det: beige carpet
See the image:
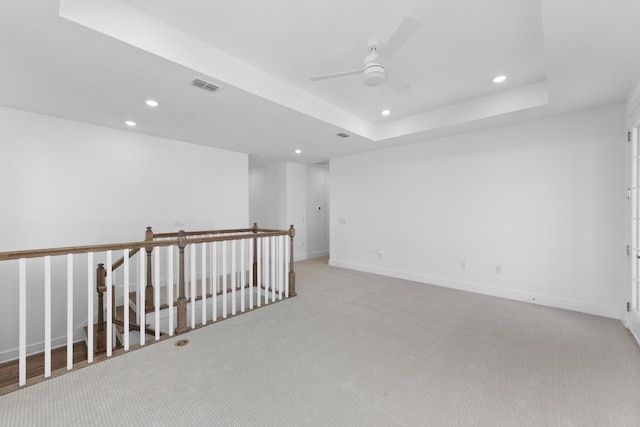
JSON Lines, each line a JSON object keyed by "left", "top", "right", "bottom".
{"left": 2, "top": 256, "right": 640, "bottom": 426}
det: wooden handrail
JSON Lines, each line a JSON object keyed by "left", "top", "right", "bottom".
{"left": 111, "top": 227, "right": 151, "bottom": 271}
{"left": 153, "top": 227, "right": 256, "bottom": 239}
{"left": 111, "top": 247, "right": 141, "bottom": 271}
{"left": 0, "top": 229, "right": 289, "bottom": 261}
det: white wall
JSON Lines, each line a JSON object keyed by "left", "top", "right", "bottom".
{"left": 250, "top": 162, "right": 329, "bottom": 260}
{"left": 330, "top": 103, "right": 627, "bottom": 319}
{"left": 285, "top": 163, "right": 307, "bottom": 258}
{"left": 249, "top": 162, "right": 287, "bottom": 229}
{"left": 305, "top": 165, "right": 330, "bottom": 258}
{"left": 0, "top": 106, "right": 249, "bottom": 360}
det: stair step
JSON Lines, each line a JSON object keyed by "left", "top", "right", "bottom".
{"left": 128, "top": 272, "right": 255, "bottom": 314}
{"left": 114, "top": 324, "right": 155, "bottom": 344}
{"left": 129, "top": 286, "right": 216, "bottom": 313}
{"left": 84, "top": 322, "right": 121, "bottom": 353}
{"left": 115, "top": 305, "right": 138, "bottom": 326}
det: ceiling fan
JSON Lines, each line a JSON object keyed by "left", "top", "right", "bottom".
{"left": 309, "top": 17, "right": 420, "bottom": 93}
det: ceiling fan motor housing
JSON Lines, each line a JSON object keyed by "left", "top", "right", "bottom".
{"left": 363, "top": 49, "right": 385, "bottom": 86}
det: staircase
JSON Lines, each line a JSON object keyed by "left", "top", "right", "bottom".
{"left": 0, "top": 223, "right": 296, "bottom": 393}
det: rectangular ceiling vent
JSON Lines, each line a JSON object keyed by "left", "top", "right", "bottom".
{"left": 313, "top": 160, "right": 330, "bottom": 169}
{"left": 191, "top": 78, "right": 222, "bottom": 93}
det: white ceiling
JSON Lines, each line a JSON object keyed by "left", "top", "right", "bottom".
{"left": 1, "top": 0, "right": 640, "bottom": 167}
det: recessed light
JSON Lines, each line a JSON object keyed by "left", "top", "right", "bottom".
{"left": 125, "top": 121, "right": 137, "bottom": 127}
{"left": 381, "top": 109, "right": 391, "bottom": 116}
{"left": 145, "top": 99, "right": 159, "bottom": 107}
{"left": 294, "top": 149, "right": 302, "bottom": 154}
{"left": 493, "top": 75, "right": 507, "bottom": 83}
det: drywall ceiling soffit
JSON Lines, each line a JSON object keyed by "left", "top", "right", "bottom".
{"left": 1, "top": 0, "right": 638, "bottom": 168}
{"left": 58, "top": 0, "right": 549, "bottom": 143}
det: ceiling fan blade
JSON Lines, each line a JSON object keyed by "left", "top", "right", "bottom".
{"left": 384, "top": 17, "right": 420, "bottom": 59}
{"left": 385, "top": 69, "right": 410, "bottom": 93}
{"left": 309, "top": 69, "right": 362, "bottom": 81}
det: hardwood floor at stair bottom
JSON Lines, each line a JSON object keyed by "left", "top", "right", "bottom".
{"left": 0, "top": 343, "right": 87, "bottom": 389}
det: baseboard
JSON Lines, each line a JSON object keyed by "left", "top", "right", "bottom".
{"left": 329, "top": 259, "right": 620, "bottom": 319}
{"left": 294, "top": 250, "right": 329, "bottom": 262}
{"left": 0, "top": 319, "right": 92, "bottom": 364}
{"left": 630, "top": 326, "right": 640, "bottom": 348}
{"left": 628, "top": 310, "right": 640, "bottom": 348}
{"left": 0, "top": 335, "right": 83, "bottom": 364}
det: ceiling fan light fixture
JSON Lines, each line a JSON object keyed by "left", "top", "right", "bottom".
{"left": 308, "top": 18, "right": 418, "bottom": 91}
{"left": 364, "top": 64, "right": 385, "bottom": 86}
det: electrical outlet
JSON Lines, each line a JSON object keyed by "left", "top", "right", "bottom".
{"left": 377, "top": 249, "right": 383, "bottom": 257}
{"left": 460, "top": 261, "right": 466, "bottom": 269}
{"left": 496, "top": 265, "right": 502, "bottom": 274}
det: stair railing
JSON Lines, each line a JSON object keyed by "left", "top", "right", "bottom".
{"left": 0, "top": 223, "right": 295, "bottom": 392}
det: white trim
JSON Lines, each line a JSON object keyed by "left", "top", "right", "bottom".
{"left": 0, "top": 325, "right": 88, "bottom": 364}
{"left": 329, "top": 259, "right": 620, "bottom": 319}
{"left": 630, "top": 310, "right": 640, "bottom": 347}
{"left": 628, "top": 80, "right": 640, "bottom": 347}
{"left": 294, "top": 250, "right": 329, "bottom": 262}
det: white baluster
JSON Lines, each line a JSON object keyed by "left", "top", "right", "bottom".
{"left": 87, "top": 252, "right": 94, "bottom": 363}
{"left": 211, "top": 242, "right": 217, "bottom": 322}
{"left": 139, "top": 250, "right": 146, "bottom": 346}
{"left": 201, "top": 242, "right": 207, "bottom": 325}
{"left": 249, "top": 238, "right": 254, "bottom": 309}
{"left": 279, "top": 236, "right": 284, "bottom": 300}
{"left": 136, "top": 250, "right": 141, "bottom": 326}
{"left": 44, "top": 256, "right": 51, "bottom": 378}
{"left": 190, "top": 244, "right": 196, "bottom": 328}
{"left": 271, "top": 237, "right": 277, "bottom": 302}
{"left": 231, "top": 239, "right": 236, "bottom": 315}
{"left": 167, "top": 246, "right": 174, "bottom": 335}
{"left": 19, "top": 258, "right": 26, "bottom": 386}
{"left": 66, "top": 254, "right": 73, "bottom": 370}
{"left": 263, "top": 238, "right": 269, "bottom": 306}
{"left": 285, "top": 235, "right": 290, "bottom": 298}
{"left": 154, "top": 248, "right": 160, "bottom": 341}
{"left": 240, "top": 239, "right": 245, "bottom": 313}
{"left": 124, "top": 249, "right": 130, "bottom": 351}
{"left": 222, "top": 240, "right": 227, "bottom": 318}
{"left": 256, "top": 238, "right": 261, "bottom": 307}
{"left": 274, "top": 237, "right": 279, "bottom": 299}
{"left": 106, "top": 251, "right": 113, "bottom": 356}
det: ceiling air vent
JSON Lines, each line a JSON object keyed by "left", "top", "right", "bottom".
{"left": 191, "top": 78, "right": 222, "bottom": 93}
{"left": 336, "top": 132, "right": 350, "bottom": 138}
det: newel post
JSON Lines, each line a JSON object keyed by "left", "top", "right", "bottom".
{"left": 144, "top": 226, "right": 154, "bottom": 311}
{"left": 175, "top": 230, "right": 188, "bottom": 334}
{"left": 288, "top": 225, "right": 297, "bottom": 297}
{"left": 96, "top": 263, "right": 106, "bottom": 354}
{"left": 252, "top": 222, "right": 259, "bottom": 286}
